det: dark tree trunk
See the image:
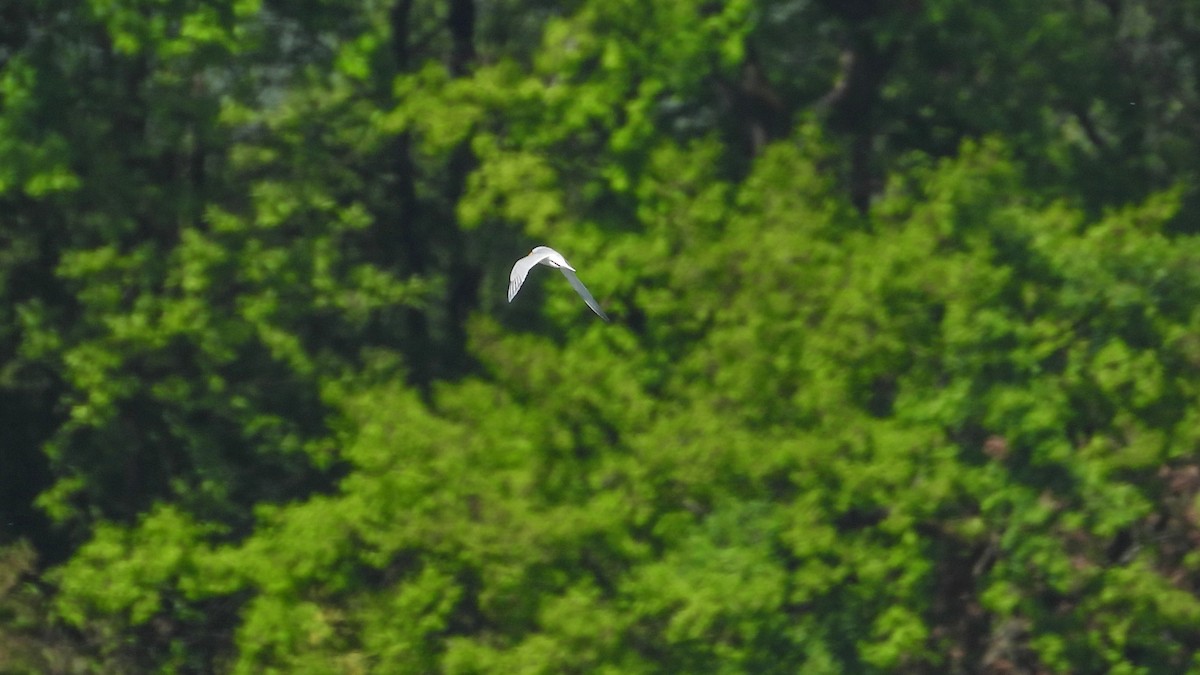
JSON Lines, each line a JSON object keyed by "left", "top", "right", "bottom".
{"left": 447, "top": 0, "right": 476, "bottom": 76}
{"left": 816, "top": 0, "right": 898, "bottom": 213}
{"left": 443, "top": 0, "right": 479, "bottom": 378}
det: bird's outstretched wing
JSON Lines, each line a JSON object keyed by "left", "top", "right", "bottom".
{"left": 508, "top": 249, "right": 554, "bottom": 302}
{"left": 560, "top": 268, "right": 610, "bottom": 322}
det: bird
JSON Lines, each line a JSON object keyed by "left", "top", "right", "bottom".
{"left": 508, "top": 246, "right": 609, "bottom": 321}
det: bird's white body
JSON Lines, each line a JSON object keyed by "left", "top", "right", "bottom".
{"left": 508, "top": 246, "right": 609, "bottom": 321}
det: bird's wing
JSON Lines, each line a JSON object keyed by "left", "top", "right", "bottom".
{"left": 560, "top": 268, "right": 610, "bottom": 322}
{"left": 508, "top": 249, "right": 554, "bottom": 302}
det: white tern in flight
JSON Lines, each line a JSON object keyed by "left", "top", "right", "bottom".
{"left": 508, "top": 246, "right": 609, "bottom": 321}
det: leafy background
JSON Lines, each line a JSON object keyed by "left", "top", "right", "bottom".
{"left": 4, "top": 0, "right": 1200, "bottom": 671}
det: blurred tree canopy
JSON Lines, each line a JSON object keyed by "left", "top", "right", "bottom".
{"left": 4, "top": 0, "right": 1200, "bottom": 671}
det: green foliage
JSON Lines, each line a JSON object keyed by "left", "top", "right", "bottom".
{"left": 43, "top": 134, "right": 1200, "bottom": 671}
{"left": 7, "top": 0, "right": 1200, "bottom": 672}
